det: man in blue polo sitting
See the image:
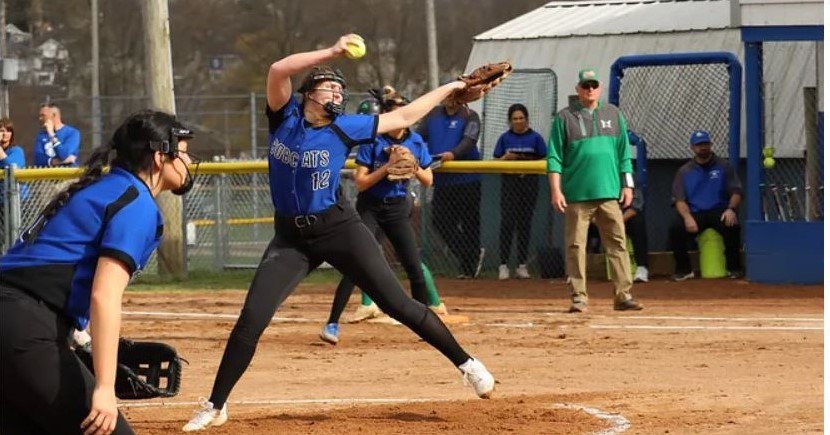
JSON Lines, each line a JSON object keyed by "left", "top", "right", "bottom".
{"left": 669, "top": 130, "right": 743, "bottom": 281}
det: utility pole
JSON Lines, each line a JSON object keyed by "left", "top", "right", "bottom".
{"left": 90, "top": 0, "right": 101, "bottom": 148}
{"left": 141, "top": 0, "right": 185, "bottom": 277}
{"left": 1, "top": 0, "right": 9, "bottom": 117}
{"left": 425, "top": 0, "right": 439, "bottom": 89}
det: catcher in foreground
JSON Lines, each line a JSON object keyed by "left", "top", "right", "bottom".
{"left": 0, "top": 111, "right": 198, "bottom": 435}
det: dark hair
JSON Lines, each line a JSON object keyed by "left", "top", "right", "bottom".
{"left": 378, "top": 85, "right": 409, "bottom": 113}
{"left": 23, "top": 110, "right": 188, "bottom": 242}
{"left": 0, "top": 117, "right": 14, "bottom": 145}
{"left": 507, "top": 103, "right": 528, "bottom": 121}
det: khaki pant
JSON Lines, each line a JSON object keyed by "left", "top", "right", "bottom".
{"left": 565, "top": 199, "right": 633, "bottom": 304}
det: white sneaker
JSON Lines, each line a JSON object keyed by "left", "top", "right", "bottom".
{"left": 182, "top": 398, "right": 228, "bottom": 431}
{"left": 458, "top": 358, "right": 495, "bottom": 399}
{"left": 349, "top": 302, "right": 382, "bottom": 323}
{"left": 498, "top": 264, "right": 509, "bottom": 280}
{"left": 515, "top": 264, "right": 531, "bottom": 279}
{"left": 634, "top": 266, "right": 649, "bottom": 283}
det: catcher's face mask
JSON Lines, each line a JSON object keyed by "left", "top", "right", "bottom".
{"left": 149, "top": 127, "right": 201, "bottom": 196}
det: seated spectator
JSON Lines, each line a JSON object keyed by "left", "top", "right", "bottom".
{"left": 493, "top": 103, "right": 547, "bottom": 280}
{"left": 670, "top": 130, "right": 742, "bottom": 281}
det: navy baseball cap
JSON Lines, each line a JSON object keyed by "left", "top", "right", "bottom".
{"left": 689, "top": 130, "right": 712, "bottom": 146}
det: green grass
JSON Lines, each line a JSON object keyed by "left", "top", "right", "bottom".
{"left": 129, "top": 268, "right": 345, "bottom": 292}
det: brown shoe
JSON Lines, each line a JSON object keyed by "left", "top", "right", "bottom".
{"left": 614, "top": 299, "right": 644, "bottom": 311}
{"left": 568, "top": 301, "right": 588, "bottom": 313}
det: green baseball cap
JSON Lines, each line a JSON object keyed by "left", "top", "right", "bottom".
{"left": 578, "top": 69, "right": 600, "bottom": 85}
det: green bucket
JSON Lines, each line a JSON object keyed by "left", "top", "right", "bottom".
{"left": 698, "top": 228, "right": 727, "bottom": 278}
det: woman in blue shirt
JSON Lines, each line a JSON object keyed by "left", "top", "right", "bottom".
{"left": 1, "top": 117, "right": 27, "bottom": 250}
{"left": 320, "top": 86, "right": 447, "bottom": 344}
{"left": 493, "top": 104, "right": 548, "bottom": 280}
{"left": 183, "top": 34, "right": 495, "bottom": 432}
{"left": 0, "top": 110, "right": 199, "bottom": 435}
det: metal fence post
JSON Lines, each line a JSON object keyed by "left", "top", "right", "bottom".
{"left": 7, "top": 165, "right": 20, "bottom": 246}
{"left": 250, "top": 92, "right": 261, "bottom": 241}
{"left": 2, "top": 166, "right": 9, "bottom": 251}
{"left": 213, "top": 174, "right": 227, "bottom": 269}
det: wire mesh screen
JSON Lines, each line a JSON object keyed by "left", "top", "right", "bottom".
{"left": 758, "top": 42, "right": 823, "bottom": 222}
{"left": 2, "top": 165, "right": 565, "bottom": 279}
{"left": 481, "top": 69, "right": 558, "bottom": 160}
{"left": 616, "top": 64, "right": 732, "bottom": 159}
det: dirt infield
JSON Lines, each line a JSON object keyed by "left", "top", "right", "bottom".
{"left": 119, "top": 277, "right": 823, "bottom": 434}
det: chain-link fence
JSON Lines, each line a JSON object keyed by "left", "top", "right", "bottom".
{"left": 609, "top": 53, "right": 742, "bottom": 252}
{"left": 481, "top": 69, "right": 558, "bottom": 159}
{"left": 1, "top": 162, "right": 563, "bottom": 279}
{"left": 758, "top": 41, "right": 823, "bottom": 222}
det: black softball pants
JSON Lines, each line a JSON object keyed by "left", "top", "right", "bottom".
{"left": 327, "top": 194, "right": 428, "bottom": 324}
{"left": 0, "top": 287, "right": 134, "bottom": 435}
{"left": 669, "top": 207, "right": 741, "bottom": 274}
{"left": 432, "top": 182, "right": 481, "bottom": 277}
{"left": 499, "top": 175, "right": 538, "bottom": 265}
{"left": 208, "top": 202, "right": 470, "bottom": 409}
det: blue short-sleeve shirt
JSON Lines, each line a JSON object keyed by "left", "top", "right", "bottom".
{"left": 492, "top": 128, "right": 547, "bottom": 160}
{"left": 266, "top": 97, "right": 378, "bottom": 215}
{"left": 0, "top": 168, "right": 162, "bottom": 329}
{"left": 34, "top": 125, "right": 81, "bottom": 167}
{"left": 355, "top": 130, "right": 431, "bottom": 199}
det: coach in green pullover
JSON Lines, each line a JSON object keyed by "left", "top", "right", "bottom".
{"left": 547, "top": 69, "right": 644, "bottom": 313}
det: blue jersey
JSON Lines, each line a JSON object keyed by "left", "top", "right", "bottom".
{"left": 672, "top": 156, "right": 743, "bottom": 213}
{"left": 356, "top": 131, "right": 431, "bottom": 199}
{"left": 418, "top": 106, "right": 481, "bottom": 187}
{"left": 266, "top": 97, "right": 378, "bottom": 215}
{"left": 0, "top": 168, "right": 163, "bottom": 329}
{"left": 0, "top": 144, "right": 29, "bottom": 202}
{"left": 34, "top": 124, "right": 81, "bottom": 167}
{"left": 493, "top": 128, "right": 547, "bottom": 160}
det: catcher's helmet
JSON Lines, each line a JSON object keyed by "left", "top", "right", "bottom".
{"left": 356, "top": 98, "right": 381, "bottom": 115}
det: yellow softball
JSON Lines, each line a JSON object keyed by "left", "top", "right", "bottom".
{"left": 345, "top": 35, "right": 366, "bottom": 60}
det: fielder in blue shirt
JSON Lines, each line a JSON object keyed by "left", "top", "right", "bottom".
{"left": 1, "top": 110, "right": 199, "bottom": 435}
{"left": 417, "top": 98, "right": 484, "bottom": 279}
{"left": 321, "top": 86, "right": 449, "bottom": 344}
{"left": 184, "top": 34, "right": 495, "bottom": 432}
{"left": 670, "top": 129, "right": 743, "bottom": 281}
{"left": 34, "top": 103, "right": 81, "bottom": 167}
{"left": 492, "top": 103, "right": 547, "bottom": 280}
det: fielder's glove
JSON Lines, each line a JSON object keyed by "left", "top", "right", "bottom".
{"left": 449, "top": 61, "right": 513, "bottom": 105}
{"left": 385, "top": 145, "right": 419, "bottom": 181}
{"left": 75, "top": 338, "right": 185, "bottom": 400}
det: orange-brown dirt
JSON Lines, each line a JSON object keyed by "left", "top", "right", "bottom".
{"left": 120, "top": 277, "right": 823, "bottom": 434}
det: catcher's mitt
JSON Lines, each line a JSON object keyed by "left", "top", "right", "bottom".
{"left": 385, "top": 145, "right": 419, "bottom": 181}
{"left": 75, "top": 338, "right": 185, "bottom": 400}
{"left": 449, "top": 61, "right": 513, "bottom": 105}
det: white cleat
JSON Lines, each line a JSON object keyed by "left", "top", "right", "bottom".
{"left": 634, "top": 266, "right": 649, "bottom": 283}
{"left": 459, "top": 358, "right": 495, "bottom": 399}
{"left": 349, "top": 302, "right": 383, "bottom": 323}
{"left": 498, "top": 264, "right": 509, "bottom": 280}
{"left": 515, "top": 264, "right": 531, "bottom": 279}
{"left": 182, "top": 398, "right": 228, "bottom": 432}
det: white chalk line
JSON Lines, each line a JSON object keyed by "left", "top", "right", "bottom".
{"left": 591, "top": 325, "right": 823, "bottom": 331}
{"left": 123, "top": 310, "right": 823, "bottom": 332}
{"left": 121, "top": 397, "right": 439, "bottom": 409}
{"left": 547, "top": 313, "right": 823, "bottom": 322}
{"left": 554, "top": 403, "right": 631, "bottom": 434}
{"left": 123, "top": 310, "right": 319, "bottom": 323}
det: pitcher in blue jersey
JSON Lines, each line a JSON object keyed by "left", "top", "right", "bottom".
{"left": 1, "top": 110, "right": 200, "bottom": 435}
{"left": 183, "top": 34, "right": 495, "bottom": 432}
